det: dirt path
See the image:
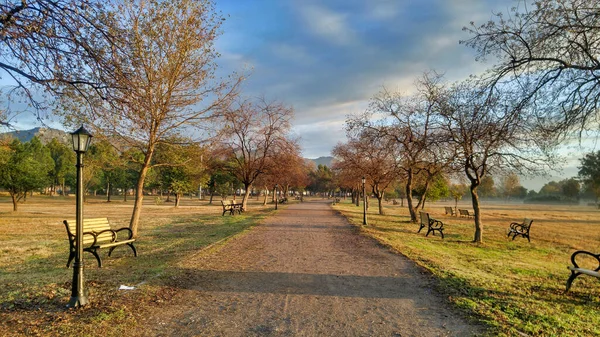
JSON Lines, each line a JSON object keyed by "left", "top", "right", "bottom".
{"left": 137, "top": 200, "right": 484, "bottom": 336}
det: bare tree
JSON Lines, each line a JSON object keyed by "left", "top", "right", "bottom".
{"left": 1, "top": 0, "right": 115, "bottom": 125}
{"left": 463, "top": 0, "right": 600, "bottom": 139}
{"left": 350, "top": 72, "right": 453, "bottom": 221}
{"left": 441, "top": 81, "right": 555, "bottom": 243}
{"left": 59, "top": 0, "right": 241, "bottom": 237}
{"left": 219, "top": 97, "right": 295, "bottom": 211}
{"left": 332, "top": 129, "right": 401, "bottom": 215}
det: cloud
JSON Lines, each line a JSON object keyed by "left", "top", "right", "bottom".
{"left": 296, "top": 4, "right": 356, "bottom": 46}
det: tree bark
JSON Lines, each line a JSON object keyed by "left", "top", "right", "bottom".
{"left": 405, "top": 169, "right": 417, "bottom": 222}
{"left": 129, "top": 147, "right": 154, "bottom": 238}
{"left": 241, "top": 182, "right": 251, "bottom": 210}
{"left": 10, "top": 192, "right": 19, "bottom": 211}
{"left": 471, "top": 183, "right": 483, "bottom": 243}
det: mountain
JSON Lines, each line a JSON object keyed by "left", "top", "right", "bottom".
{"left": 307, "top": 156, "right": 334, "bottom": 168}
{"left": 0, "top": 127, "right": 69, "bottom": 144}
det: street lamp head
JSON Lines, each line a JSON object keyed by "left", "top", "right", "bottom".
{"left": 362, "top": 177, "right": 366, "bottom": 184}
{"left": 70, "top": 125, "right": 93, "bottom": 153}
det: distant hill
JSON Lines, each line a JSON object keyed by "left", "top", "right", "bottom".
{"left": 307, "top": 156, "right": 334, "bottom": 167}
{"left": 0, "top": 127, "right": 69, "bottom": 144}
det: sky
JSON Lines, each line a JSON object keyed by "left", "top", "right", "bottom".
{"left": 2, "top": 0, "right": 597, "bottom": 191}
{"left": 212, "top": 0, "right": 503, "bottom": 158}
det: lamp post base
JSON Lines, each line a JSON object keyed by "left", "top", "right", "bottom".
{"left": 67, "top": 291, "right": 89, "bottom": 308}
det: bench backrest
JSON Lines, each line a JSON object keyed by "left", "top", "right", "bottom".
{"left": 445, "top": 206, "right": 454, "bottom": 214}
{"left": 64, "top": 218, "right": 113, "bottom": 245}
{"left": 523, "top": 218, "right": 533, "bottom": 228}
{"left": 459, "top": 209, "right": 469, "bottom": 215}
{"left": 419, "top": 211, "right": 430, "bottom": 226}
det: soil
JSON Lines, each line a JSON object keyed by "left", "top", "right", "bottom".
{"left": 134, "top": 199, "right": 485, "bottom": 336}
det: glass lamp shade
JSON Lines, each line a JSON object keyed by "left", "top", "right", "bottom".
{"left": 362, "top": 177, "right": 366, "bottom": 184}
{"left": 70, "top": 126, "right": 93, "bottom": 153}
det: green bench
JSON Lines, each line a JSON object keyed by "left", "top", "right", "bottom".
{"left": 64, "top": 218, "right": 137, "bottom": 268}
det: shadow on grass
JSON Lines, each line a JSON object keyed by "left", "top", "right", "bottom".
{"left": 0, "top": 208, "right": 272, "bottom": 315}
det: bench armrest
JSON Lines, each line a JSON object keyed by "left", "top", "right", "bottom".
{"left": 429, "top": 218, "right": 444, "bottom": 229}
{"left": 570, "top": 250, "right": 600, "bottom": 271}
{"left": 93, "top": 229, "right": 118, "bottom": 242}
{"left": 114, "top": 227, "right": 134, "bottom": 240}
{"left": 81, "top": 231, "right": 99, "bottom": 247}
{"left": 510, "top": 222, "right": 525, "bottom": 230}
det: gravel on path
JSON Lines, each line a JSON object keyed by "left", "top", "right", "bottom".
{"left": 137, "top": 200, "right": 485, "bottom": 336}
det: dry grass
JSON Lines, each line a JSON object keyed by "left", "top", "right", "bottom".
{"left": 0, "top": 194, "right": 272, "bottom": 336}
{"left": 335, "top": 199, "right": 600, "bottom": 336}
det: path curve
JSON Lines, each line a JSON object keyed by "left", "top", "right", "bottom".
{"left": 138, "top": 200, "right": 483, "bottom": 336}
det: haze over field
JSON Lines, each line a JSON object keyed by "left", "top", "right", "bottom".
{"left": 1, "top": 0, "right": 597, "bottom": 191}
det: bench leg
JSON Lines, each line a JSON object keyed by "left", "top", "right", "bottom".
{"left": 222, "top": 209, "right": 227, "bottom": 216}
{"left": 66, "top": 251, "right": 75, "bottom": 268}
{"left": 86, "top": 249, "right": 103, "bottom": 268}
{"left": 565, "top": 270, "right": 581, "bottom": 292}
{"left": 108, "top": 243, "right": 138, "bottom": 258}
{"left": 417, "top": 224, "right": 425, "bottom": 233}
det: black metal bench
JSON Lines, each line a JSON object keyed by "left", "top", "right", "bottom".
{"left": 444, "top": 206, "right": 456, "bottom": 216}
{"left": 418, "top": 211, "right": 444, "bottom": 239}
{"left": 64, "top": 218, "right": 137, "bottom": 268}
{"left": 459, "top": 209, "right": 473, "bottom": 218}
{"left": 566, "top": 250, "right": 600, "bottom": 292}
{"left": 507, "top": 218, "right": 533, "bottom": 242}
{"left": 279, "top": 197, "right": 288, "bottom": 204}
{"left": 221, "top": 200, "right": 243, "bottom": 216}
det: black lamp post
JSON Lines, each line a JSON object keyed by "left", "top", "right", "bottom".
{"left": 362, "top": 177, "right": 367, "bottom": 226}
{"left": 68, "top": 125, "right": 93, "bottom": 308}
{"left": 274, "top": 184, "right": 278, "bottom": 210}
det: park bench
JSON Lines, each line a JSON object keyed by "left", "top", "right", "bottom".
{"left": 565, "top": 250, "right": 600, "bottom": 292}
{"left": 507, "top": 218, "right": 533, "bottom": 242}
{"left": 444, "top": 206, "right": 456, "bottom": 216}
{"left": 221, "top": 200, "right": 243, "bottom": 216}
{"left": 459, "top": 209, "right": 474, "bottom": 218}
{"left": 279, "top": 197, "right": 288, "bottom": 204}
{"left": 64, "top": 218, "right": 137, "bottom": 268}
{"left": 418, "top": 211, "right": 445, "bottom": 239}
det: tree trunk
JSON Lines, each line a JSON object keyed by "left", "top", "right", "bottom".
{"left": 415, "top": 178, "right": 431, "bottom": 210}
{"left": 209, "top": 190, "right": 214, "bottom": 204}
{"left": 242, "top": 183, "right": 251, "bottom": 210}
{"left": 129, "top": 147, "right": 154, "bottom": 238}
{"left": 471, "top": 183, "right": 483, "bottom": 243}
{"left": 10, "top": 192, "right": 19, "bottom": 211}
{"left": 377, "top": 192, "right": 385, "bottom": 215}
{"left": 175, "top": 193, "right": 181, "bottom": 207}
{"left": 405, "top": 170, "right": 417, "bottom": 222}
{"left": 106, "top": 182, "right": 111, "bottom": 202}
{"left": 263, "top": 187, "right": 268, "bottom": 205}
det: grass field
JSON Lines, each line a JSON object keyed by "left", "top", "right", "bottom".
{"left": 0, "top": 194, "right": 272, "bottom": 336}
{"left": 2, "top": 195, "right": 599, "bottom": 336}
{"left": 334, "top": 199, "right": 600, "bottom": 336}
